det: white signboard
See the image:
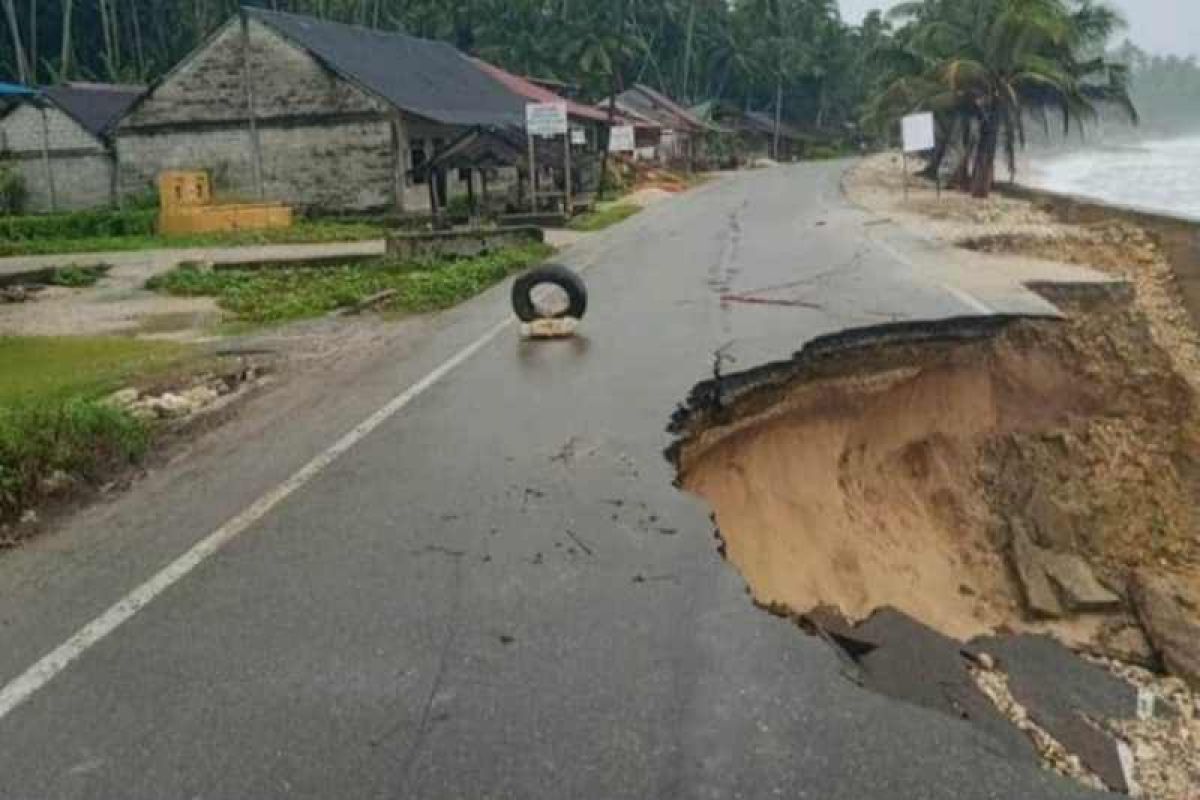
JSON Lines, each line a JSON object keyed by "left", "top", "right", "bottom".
{"left": 526, "top": 102, "right": 568, "bottom": 137}
{"left": 608, "top": 125, "right": 635, "bottom": 153}
{"left": 902, "top": 112, "right": 936, "bottom": 153}
{"left": 571, "top": 128, "right": 587, "bottom": 146}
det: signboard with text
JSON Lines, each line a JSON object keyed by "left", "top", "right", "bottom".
{"left": 608, "top": 125, "right": 635, "bottom": 153}
{"left": 526, "top": 102, "right": 568, "bottom": 137}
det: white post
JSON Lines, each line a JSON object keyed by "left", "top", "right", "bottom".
{"left": 564, "top": 130, "right": 573, "bottom": 217}
{"left": 527, "top": 131, "right": 538, "bottom": 213}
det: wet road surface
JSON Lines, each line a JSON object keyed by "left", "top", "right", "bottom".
{"left": 0, "top": 163, "right": 1106, "bottom": 798}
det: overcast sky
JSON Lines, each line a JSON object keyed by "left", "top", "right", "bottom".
{"left": 839, "top": 0, "right": 1200, "bottom": 58}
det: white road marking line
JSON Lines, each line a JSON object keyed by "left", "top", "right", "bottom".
{"left": 938, "top": 282, "right": 995, "bottom": 315}
{"left": 1117, "top": 739, "right": 1142, "bottom": 797}
{"left": 865, "top": 234, "right": 997, "bottom": 316}
{"left": 0, "top": 314, "right": 516, "bottom": 722}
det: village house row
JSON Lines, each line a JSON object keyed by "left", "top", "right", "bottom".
{"left": 0, "top": 7, "right": 809, "bottom": 215}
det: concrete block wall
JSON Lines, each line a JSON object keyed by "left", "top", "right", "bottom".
{"left": 117, "top": 17, "right": 399, "bottom": 212}
{"left": 259, "top": 120, "right": 394, "bottom": 210}
{"left": 118, "top": 128, "right": 259, "bottom": 203}
{"left": 0, "top": 104, "right": 114, "bottom": 212}
{"left": 1, "top": 104, "right": 99, "bottom": 152}
{"left": 13, "top": 155, "right": 114, "bottom": 212}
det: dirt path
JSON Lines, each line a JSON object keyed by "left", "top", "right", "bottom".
{"left": 0, "top": 241, "right": 385, "bottom": 340}
{"left": 0, "top": 230, "right": 591, "bottom": 341}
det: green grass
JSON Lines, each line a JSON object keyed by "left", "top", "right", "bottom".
{"left": 44, "top": 265, "right": 110, "bottom": 288}
{"left": 0, "top": 220, "right": 385, "bottom": 258}
{"left": 567, "top": 203, "right": 642, "bottom": 232}
{"left": 0, "top": 336, "right": 189, "bottom": 406}
{"left": 0, "top": 336, "right": 191, "bottom": 526}
{"left": 148, "top": 244, "right": 555, "bottom": 325}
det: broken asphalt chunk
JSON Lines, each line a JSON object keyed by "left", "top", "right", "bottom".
{"left": 847, "top": 608, "right": 1037, "bottom": 764}
{"left": 968, "top": 634, "right": 1138, "bottom": 793}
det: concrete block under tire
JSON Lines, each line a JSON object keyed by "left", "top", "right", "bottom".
{"left": 511, "top": 264, "right": 588, "bottom": 323}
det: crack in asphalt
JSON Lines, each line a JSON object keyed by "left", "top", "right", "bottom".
{"left": 384, "top": 557, "right": 464, "bottom": 792}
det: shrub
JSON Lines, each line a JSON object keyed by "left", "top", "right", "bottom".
{"left": 0, "top": 209, "right": 157, "bottom": 241}
{"left": 46, "top": 265, "right": 110, "bottom": 288}
{"left": 0, "top": 163, "right": 27, "bottom": 216}
{"left": 149, "top": 244, "right": 554, "bottom": 323}
{"left": 0, "top": 399, "right": 149, "bottom": 523}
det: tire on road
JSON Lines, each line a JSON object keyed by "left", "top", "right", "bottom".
{"left": 511, "top": 265, "right": 588, "bottom": 323}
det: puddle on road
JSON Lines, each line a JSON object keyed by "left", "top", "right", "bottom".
{"left": 134, "top": 310, "right": 225, "bottom": 338}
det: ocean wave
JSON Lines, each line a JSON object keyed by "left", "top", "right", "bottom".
{"left": 1028, "top": 136, "right": 1200, "bottom": 221}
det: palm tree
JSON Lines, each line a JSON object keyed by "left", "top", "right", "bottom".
{"left": 868, "top": 0, "right": 1136, "bottom": 197}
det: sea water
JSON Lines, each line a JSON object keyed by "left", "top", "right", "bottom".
{"left": 1027, "top": 136, "right": 1200, "bottom": 221}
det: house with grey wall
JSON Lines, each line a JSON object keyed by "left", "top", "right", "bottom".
{"left": 0, "top": 83, "right": 143, "bottom": 213}
{"left": 115, "top": 8, "right": 530, "bottom": 214}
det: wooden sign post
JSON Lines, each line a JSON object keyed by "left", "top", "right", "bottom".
{"left": 526, "top": 102, "right": 569, "bottom": 215}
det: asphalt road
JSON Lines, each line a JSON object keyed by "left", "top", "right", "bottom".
{"left": 0, "top": 162, "right": 1107, "bottom": 799}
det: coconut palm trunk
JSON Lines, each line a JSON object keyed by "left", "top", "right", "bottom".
{"left": 2, "top": 0, "right": 29, "bottom": 83}
{"left": 971, "top": 109, "right": 999, "bottom": 198}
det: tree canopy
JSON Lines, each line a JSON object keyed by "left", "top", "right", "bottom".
{"left": 1, "top": 0, "right": 873, "bottom": 133}
{"left": 865, "top": 0, "right": 1136, "bottom": 197}
{"left": 1112, "top": 40, "right": 1200, "bottom": 135}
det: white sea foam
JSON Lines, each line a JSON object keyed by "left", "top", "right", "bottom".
{"left": 1027, "top": 136, "right": 1200, "bottom": 221}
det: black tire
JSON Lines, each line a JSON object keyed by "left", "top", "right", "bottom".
{"left": 511, "top": 264, "right": 588, "bottom": 323}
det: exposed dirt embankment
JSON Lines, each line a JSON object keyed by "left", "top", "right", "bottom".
{"left": 671, "top": 287, "right": 1200, "bottom": 646}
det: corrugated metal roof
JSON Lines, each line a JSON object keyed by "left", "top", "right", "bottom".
{"left": 245, "top": 8, "right": 528, "bottom": 127}
{"left": 470, "top": 58, "right": 612, "bottom": 124}
{"left": 743, "top": 111, "right": 805, "bottom": 141}
{"left": 629, "top": 84, "right": 710, "bottom": 131}
{"left": 42, "top": 84, "right": 144, "bottom": 138}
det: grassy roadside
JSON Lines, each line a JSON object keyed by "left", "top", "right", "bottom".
{"left": 148, "top": 244, "right": 555, "bottom": 324}
{"left": 567, "top": 203, "right": 642, "bottom": 232}
{"left": 0, "top": 337, "right": 193, "bottom": 531}
{"left": 0, "top": 220, "right": 384, "bottom": 258}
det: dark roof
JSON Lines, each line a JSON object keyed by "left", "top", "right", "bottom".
{"left": 613, "top": 85, "right": 722, "bottom": 133}
{"left": 42, "top": 83, "right": 144, "bottom": 138}
{"left": 244, "top": 8, "right": 527, "bottom": 127}
{"left": 425, "top": 126, "right": 527, "bottom": 173}
{"left": 743, "top": 111, "right": 805, "bottom": 141}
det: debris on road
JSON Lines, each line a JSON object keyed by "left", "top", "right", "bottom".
{"left": 1094, "top": 656, "right": 1200, "bottom": 800}
{"left": 969, "top": 634, "right": 1139, "bottom": 793}
{"left": 105, "top": 360, "right": 271, "bottom": 425}
{"left": 969, "top": 656, "right": 1109, "bottom": 792}
{"left": 512, "top": 264, "right": 588, "bottom": 329}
